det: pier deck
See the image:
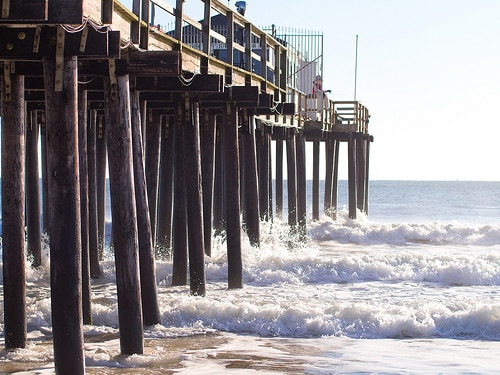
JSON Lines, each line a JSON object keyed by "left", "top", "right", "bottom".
{"left": 0, "top": 0, "right": 373, "bottom": 372}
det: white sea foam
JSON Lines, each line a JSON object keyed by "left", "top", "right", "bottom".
{"left": 2, "top": 203, "right": 500, "bottom": 373}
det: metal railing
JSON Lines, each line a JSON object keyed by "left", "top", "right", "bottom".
{"left": 292, "top": 89, "right": 369, "bottom": 134}
{"left": 125, "top": 0, "right": 286, "bottom": 90}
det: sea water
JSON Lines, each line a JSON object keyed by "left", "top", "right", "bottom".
{"left": 2, "top": 180, "right": 500, "bottom": 374}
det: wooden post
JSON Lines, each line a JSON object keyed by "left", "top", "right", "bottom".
{"left": 140, "top": 0, "right": 150, "bottom": 49}
{"left": 348, "top": 136, "right": 357, "bottom": 220}
{"left": 96, "top": 113, "right": 107, "bottom": 261}
{"left": 88, "top": 109, "right": 101, "bottom": 278}
{"left": 258, "top": 125, "right": 270, "bottom": 221}
{"left": 145, "top": 110, "right": 161, "bottom": 249}
{"left": 275, "top": 139, "right": 283, "bottom": 219}
{"left": 2, "top": 72, "right": 27, "bottom": 349}
{"left": 130, "top": 83, "right": 161, "bottom": 325}
{"left": 43, "top": 57, "right": 85, "bottom": 374}
{"left": 200, "top": 110, "right": 217, "bottom": 255}
{"left": 332, "top": 139, "right": 340, "bottom": 220}
{"left": 286, "top": 129, "right": 297, "bottom": 227}
{"left": 157, "top": 116, "right": 175, "bottom": 258}
{"left": 356, "top": 136, "right": 366, "bottom": 212}
{"left": 172, "top": 106, "right": 188, "bottom": 286}
{"left": 78, "top": 87, "right": 92, "bottom": 325}
{"left": 364, "top": 139, "right": 371, "bottom": 215}
{"left": 296, "top": 130, "right": 307, "bottom": 236}
{"left": 224, "top": 103, "right": 242, "bottom": 289}
{"left": 240, "top": 115, "right": 260, "bottom": 247}
{"left": 213, "top": 117, "right": 225, "bottom": 235}
{"left": 267, "top": 136, "right": 273, "bottom": 222}
{"left": 41, "top": 112, "right": 49, "bottom": 234}
{"left": 104, "top": 73, "right": 144, "bottom": 355}
{"left": 26, "top": 106, "right": 41, "bottom": 267}
{"left": 312, "top": 139, "right": 320, "bottom": 220}
{"left": 184, "top": 100, "right": 206, "bottom": 296}
{"left": 324, "top": 139, "right": 333, "bottom": 216}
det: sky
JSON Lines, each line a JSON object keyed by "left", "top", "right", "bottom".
{"left": 182, "top": 0, "right": 497, "bottom": 181}
{"left": 22, "top": 0, "right": 500, "bottom": 181}
{"left": 5, "top": 0, "right": 498, "bottom": 181}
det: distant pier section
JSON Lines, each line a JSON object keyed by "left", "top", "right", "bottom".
{"left": 0, "top": 0, "right": 372, "bottom": 373}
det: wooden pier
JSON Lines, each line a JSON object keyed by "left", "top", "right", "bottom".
{"left": 0, "top": 0, "right": 372, "bottom": 373}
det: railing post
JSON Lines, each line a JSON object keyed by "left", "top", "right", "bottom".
{"left": 175, "top": 0, "right": 184, "bottom": 44}
{"left": 260, "top": 32, "right": 268, "bottom": 91}
{"left": 201, "top": 0, "right": 212, "bottom": 74}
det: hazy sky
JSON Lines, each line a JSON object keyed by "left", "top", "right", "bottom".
{"left": 226, "top": 0, "right": 500, "bottom": 181}
{"left": 115, "top": 1, "right": 500, "bottom": 180}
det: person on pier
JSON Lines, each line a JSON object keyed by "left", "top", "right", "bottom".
{"left": 310, "top": 75, "right": 331, "bottom": 121}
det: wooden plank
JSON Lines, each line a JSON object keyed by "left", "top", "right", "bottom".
{"left": 0, "top": 26, "right": 114, "bottom": 59}
{"left": 48, "top": 0, "right": 83, "bottom": 24}
{"left": 254, "top": 102, "right": 294, "bottom": 115}
{"left": 119, "top": 51, "right": 181, "bottom": 76}
{"left": 1, "top": 0, "right": 47, "bottom": 21}
{"left": 136, "top": 75, "right": 222, "bottom": 92}
{"left": 202, "top": 85, "right": 258, "bottom": 103}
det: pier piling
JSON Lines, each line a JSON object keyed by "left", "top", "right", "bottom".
{"left": 2, "top": 72, "right": 27, "bottom": 349}
{"left": 43, "top": 56, "right": 85, "bottom": 374}
{"left": 104, "top": 74, "right": 144, "bottom": 355}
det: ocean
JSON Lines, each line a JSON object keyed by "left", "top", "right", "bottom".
{"left": 2, "top": 180, "right": 500, "bottom": 374}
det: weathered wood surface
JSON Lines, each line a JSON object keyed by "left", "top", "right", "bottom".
{"left": 78, "top": 87, "right": 92, "bottom": 325}
{"left": 348, "top": 137, "right": 357, "bottom": 220}
{"left": 240, "top": 116, "right": 260, "bottom": 247}
{"left": 200, "top": 111, "right": 217, "bottom": 255}
{"left": 104, "top": 74, "right": 144, "bottom": 355}
{"left": 275, "top": 139, "right": 283, "bottom": 219}
{"left": 157, "top": 116, "right": 175, "bottom": 257}
{"left": 286, "top": 129, "right": 297, "bottom": 227}
{"left": 184, "top": 101, "right": 206, "bottom": 296}
{"left": 172, "top": 109, "right": 188, "bottom": 286}
{"left": 87, "top": 109, "right": 101, "bottom": 278}
{"left": 1, "top": 73, "right": 27, "bottom": 349}
{"left": 43, "top": 57, "right": 85, "bottom": 374}
{"left": 332, "top": 139, "right": 340, "bottom": 220}
{"left": 312, "top": 139, "right": 320, "bottom": 220}
{"left": 26, "top": 107, "right": 41, "bottom": 267}
{"left": 296, "top": 131, "right": 307, "bottom": 237}
{"left": 324, "top": 139, "right": 333, "bottom": 216}
{"left": 258, "top": 127, "right": 270, "bottom": 221}
{"left": 96, "top": 113, "right": 107, "bottom": 264}
{"left": 130, "top": 83, "right": 161, "bottom": 326}
{"left": 145, "top": 111, "right": 161, "bottom": 247}
{"left": 224, "top": 104, "right": 242, "bottom": 289}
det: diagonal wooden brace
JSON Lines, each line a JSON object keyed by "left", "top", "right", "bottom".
{"left": 3, "top": 61, "right": 12, "bottom": 102}
{"left": 1, "top": 0, "right": 10, "bottom": 18}
{"left": 55, "top": 25, "right": 65, "bottom": 92}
